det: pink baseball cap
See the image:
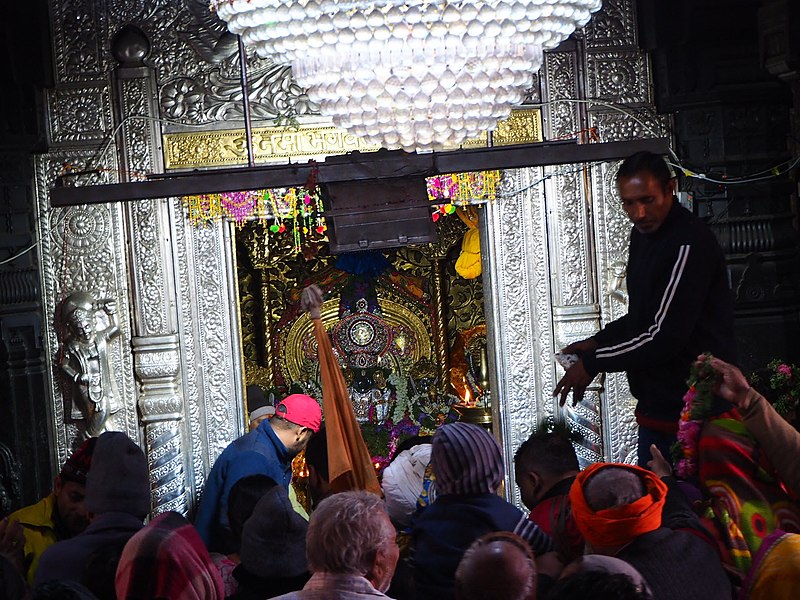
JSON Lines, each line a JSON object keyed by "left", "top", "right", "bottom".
{"left": 275, "top": 394, "right": 322, "bottom": 432}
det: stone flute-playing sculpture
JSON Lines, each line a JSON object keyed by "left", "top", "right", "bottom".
{"left": 59, "top": 292, "right": 121, "bottom": 437}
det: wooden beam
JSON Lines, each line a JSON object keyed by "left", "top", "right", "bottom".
{"left": 49, "top": 137, "right": 670, "bottom": 207}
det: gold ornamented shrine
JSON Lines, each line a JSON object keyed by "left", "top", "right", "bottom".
{"left": 170, "top": 110, "right": 544, "bottom": 460}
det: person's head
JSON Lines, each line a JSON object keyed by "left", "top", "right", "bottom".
{"left": 115, "top": 511, "right": 224, "bottom": 600}
{"left": 246, "top": 385, "right": 274, "bottom": 432}
{"left": 616, "top": 151, "right": 675, "bottom": 235}
{"left": 569, "top": 463, "right": 667, "bottom": 555}
{"left": 55, "top": 437, "right": 97, "bottom": 536}
{"left": 303, "top": 426, "right": 330, "bottom": 509}
{"left": 270, "top": 394, "right": 322, "bottom": 457}
{"left": 431, "top": 422, "right": 503, "bottom": 496}
{"left": 227, "top": 474, "right": 278, "bottom": 547}
{"left": 32, "top": 580, "right": 101, "bottom": 600}
{"left": 85, "top": 432, "right": 151, "bottom": 519}
{"left": 240, "top": 484, "right": 309, "bottom": 579}
{"left": 63, "top": 292, "right": 96, "bottom": 341}
{"left": 546, "top": 571, "right": 652, "bottom": 600}
{"left": 306, "top": 491, "right": 399, "bottom": 593}
{"left": 514, "top": 430, "right": 579, "bottom": 510}
{"left": 455, "top": 532, "right": 537, "bottom": 600}
{"left": 381, "top": 441, "right": 432, "bottom": 528}
{"left": 559, "top": 555, "right": 651, "bottom": 597}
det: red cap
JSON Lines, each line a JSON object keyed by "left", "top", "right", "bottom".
{"left": 275, "top": 394, "right": 322, "bottom": 432}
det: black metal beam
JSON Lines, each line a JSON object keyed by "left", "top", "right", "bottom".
{"left": 49, "top": 137, "right": 670, "bottom": 207}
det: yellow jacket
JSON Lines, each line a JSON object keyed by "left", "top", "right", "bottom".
{"left": 8, "top": 493, "right": 59, "bottom": 585}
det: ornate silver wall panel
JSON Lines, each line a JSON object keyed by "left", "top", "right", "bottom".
{"left": 585, "top": 0, "right": 637, "bottom": 49}
{"left": 47, "top": 84, "right": 113, "bottom": 146}
{"left": 33, "top": 148, "right": 139, "bottom": 468}
{"left": 481, "top": 167, "right": 555, "bottom": 505}
{"left": 589, "top": 161, "right": 640, "bottom": 463}
{"left": 51, "top": 0, "right": 108, "bottom": 84}
{"left": 114, "top": 49, "right": 192, "bottom": 515}
{"left": 542, "top": 51, "right": 581, "bottom": 140}
{"left": 587, "top": 52, "right": 651, "bottom": 104}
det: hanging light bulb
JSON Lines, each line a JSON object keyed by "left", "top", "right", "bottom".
{"left": 212, "top": 0, "right": 603, "bottom": 152}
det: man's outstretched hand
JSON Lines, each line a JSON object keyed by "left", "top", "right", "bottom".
{"left": 552, "top": 338, "right": 597, "bottom": 407}
{"left": 561, "top": 338, "right": 598, "bottom": 356}
{"left": 301, "top": 285, "right": 323, "bottom": 320}
{"left": 553, "top": 359, "right": 592, "bottom": 407}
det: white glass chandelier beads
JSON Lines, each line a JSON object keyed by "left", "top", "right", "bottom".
{"left": 211, "top": 1, "right": 603, "bottom": 152}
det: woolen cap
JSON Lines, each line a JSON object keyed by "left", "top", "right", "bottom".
{"left": 85, "top": 431, "right": 151, "bottom": 517}
{"left": 275, "top": 394, "right": 322, "bottom": 432}
{"left": 240, "top": 485, "right": 309, "bottom": 578}
{"left": 431, "top": 422, "right": 503, "bottom": 496}
{"left": 247, "top": 385, "right": 275, "bottom": 422}
{"left": 59, "top": 437, "right": 98, "bottom": 485}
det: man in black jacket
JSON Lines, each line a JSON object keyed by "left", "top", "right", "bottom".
{"left": 554, "top": 151, "right": 737, "bottom": 465}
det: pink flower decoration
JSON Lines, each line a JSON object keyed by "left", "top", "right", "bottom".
{"left": 677, "top": 420, "right": 701, "bottom": 446}
{"left": 675, "top": 457, "right": 698, "bottom": 479}
{"left": 777, "top": 364, "right": 792, "bottom": 378}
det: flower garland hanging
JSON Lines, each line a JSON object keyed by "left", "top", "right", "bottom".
{"left": 750, "top": 359, "right": 800, "bottom": 420}
{"left": 428, "top": 171, "right": 500, "bottom": 221}
{"left": 672, "top": 353, "right": 717, "bottom": 478}
{"left": 182, "top": 169, "right": 498, "bottom": 254}
{"left": 182, "top": 185, "right": 327, "bottom": 254}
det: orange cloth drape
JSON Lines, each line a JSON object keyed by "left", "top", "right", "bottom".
{"left": 569, "top": 462, "right": 667, "bottom": 549}
{"left": 312, "top": 318, "right": 382, "bottom": 496}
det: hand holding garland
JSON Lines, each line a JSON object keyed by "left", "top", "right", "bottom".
{"left": 698, "top": 354, "right": 758, "bottom": 411}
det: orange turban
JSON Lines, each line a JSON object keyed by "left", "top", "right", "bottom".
{"left": 569, "top": 462, "right": 668, "bottom": 549}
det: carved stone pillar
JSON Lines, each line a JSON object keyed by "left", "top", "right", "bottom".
{"left": 112, "top": 25, "right": 189, "bottom": 514}
{"left": 132, "top": 335, "right": 186, "bottom": 514}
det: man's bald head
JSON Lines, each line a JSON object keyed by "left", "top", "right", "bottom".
{"left": 584, "top": 467, "right": 645, "bottom": 511}
{"left": 455, "top": 532, "right": 537, "bottom": 600}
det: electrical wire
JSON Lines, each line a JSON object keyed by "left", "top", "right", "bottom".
{"left": 531, "top": 97, "right": 800, "bottom": 185}
{"left": 668, "top": 155, "right": 800, "bottom": 185}
{"left": 1, "top": 211, "right": 69, "bottom": 266}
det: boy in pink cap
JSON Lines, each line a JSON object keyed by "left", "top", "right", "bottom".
{"left": 195, "top": 393, "right": 322, "bottom": 552}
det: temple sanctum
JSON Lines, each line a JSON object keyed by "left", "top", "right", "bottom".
{"left": 1, "top": 0, "right": 799, "bottom": 520}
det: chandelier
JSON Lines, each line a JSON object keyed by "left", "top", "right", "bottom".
{"left": 211, "top": 1, "right": 603, "bottom": 152}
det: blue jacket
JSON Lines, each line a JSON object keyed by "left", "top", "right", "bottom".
{"left": 412, "top": 493, "right": 552, "bottom": 600}
{"left": 194, "top": 420, "right": 292, "bottom": 547}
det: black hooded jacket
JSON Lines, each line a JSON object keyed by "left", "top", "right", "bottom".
{"left": 582, "top": 199, "right": 737, "bottom": 426}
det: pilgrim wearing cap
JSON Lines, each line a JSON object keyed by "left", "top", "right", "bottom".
{"left": 411, "top": 422, "right": 552, "bottom": 600}
{"left": 8, "top": 437, "right": 97, "bottom": 584}
{"left": 569, "top": 462, "right": 732, "bottom": 600}
{"left": 231, "top": 483, "right": 311, "bottom": 599}
{"left": 246, "top": 385, "right": 275, "bottom": 432}
{"left": 35, "top": 431, "right": 151, "bottom": 589}
{"left": 194, "top": 393, "right": 322, "bottom": 552}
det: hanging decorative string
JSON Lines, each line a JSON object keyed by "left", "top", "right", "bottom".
{"left": 181, "top": 170, "right": 500, "bottom": 251}
{"left": 427, "top": 171, "right": 500, "bottom": 222}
